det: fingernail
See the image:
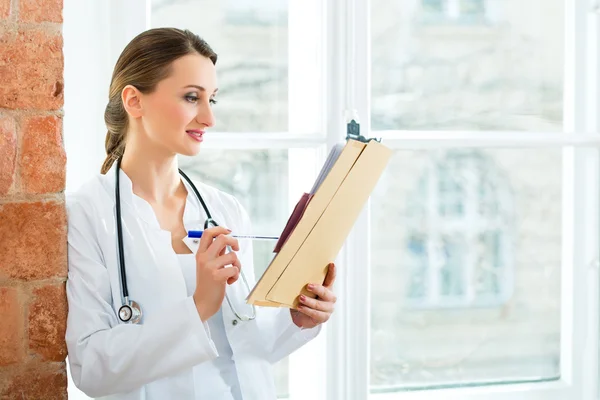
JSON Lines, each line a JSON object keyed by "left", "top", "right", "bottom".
{"left": 307, "top": 284, "right": 314, "bottom": 291}
{"left": 226, "top": 229, "right": 232, "bottom": 233}
{"left": 300, "top": 295, "right": 306, "bottom": 302}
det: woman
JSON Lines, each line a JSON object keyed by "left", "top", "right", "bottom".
{"left": 65, "top": 28, "right": 337, "bottom": 400}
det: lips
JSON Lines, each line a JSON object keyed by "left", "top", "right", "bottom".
{"left": 186, "top": 130, "right": 204, "bottom": 142}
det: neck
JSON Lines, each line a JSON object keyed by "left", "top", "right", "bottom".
{"left": 119, "top": 131, "right": 183, "bottom": 205}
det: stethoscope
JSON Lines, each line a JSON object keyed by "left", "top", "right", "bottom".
{"left": 115, "top": 158, "right": 257, "bottom": 324}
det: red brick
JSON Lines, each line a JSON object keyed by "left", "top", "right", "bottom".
{"left": 0, "top": 116, "right": 17, "bottom": 195}
{"left": 19, "top": 0, "right": 63, "bottom": 23}
{"left": 28, "top": 283, "right": 67, "bottom": 361}
{"left": 19, "top": 115, "right": 66, "bottom": 194}
{"left": 0, "top": 201, "right": 67, "bottom": 281}
{"left": 0, "top": 28, "right": 64, "bottom": 110}
{"left": 0, "top": 0, "right": 10, "bottom": 19}
{"left": 0, "top": 362, "right": 67, "bottom": 399}
{"left": 0, "top": 287, "right": 24, "bottom": 366}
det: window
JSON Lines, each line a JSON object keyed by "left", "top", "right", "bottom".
{"left": 225, "top": 0, "right": 287, "bottom": 26}
{"left": 371, "top": 148, "right": 561, "bottom": 391}
{"left": 367, "top": 0, "right": 597, "bottom": 397}
{"left": 372, "top": 0, "right": 561, "bottom": 131}
{"left": 404, "top": 150, "right": 514, "bottom": 308}
{"left": 421, "top": 0, "right": 487, "bottom": 23}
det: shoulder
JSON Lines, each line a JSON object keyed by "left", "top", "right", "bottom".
{"left": 66, "top": 173, "right": 112, "bottom": 228}
{"left": 193, "top": 180, "right": 238, "bottom": 208}
{"left": 67, "top": 173, "right": 111, "bottom": 206}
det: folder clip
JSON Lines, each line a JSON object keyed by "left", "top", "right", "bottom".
{"left": 345, "top": 119, "right": 381, "bottom": 143}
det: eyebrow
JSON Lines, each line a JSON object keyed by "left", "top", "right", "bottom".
{"left": 184, "top": 85, "right": 218, "bottom": 94}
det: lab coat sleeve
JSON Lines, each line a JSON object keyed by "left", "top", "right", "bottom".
{"left": 65, "top": 198, "right": 218, "bottom": 398}
{"left": 265, "top": 307, "right": 322, "bottom": 364}
{"left": 233, "top": 198, "right": 322, "bottom": 364}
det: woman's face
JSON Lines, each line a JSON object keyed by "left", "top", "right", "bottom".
{"left": 137, "top": 53, "right": 218, "bottom": 157}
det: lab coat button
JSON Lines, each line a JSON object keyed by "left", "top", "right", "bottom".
{"left": 232, "top": 319, "right": 238, "bottom": 326}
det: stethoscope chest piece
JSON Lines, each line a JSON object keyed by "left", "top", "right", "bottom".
{"left": 119, "top": 299, "right": 142, "bottom": 324}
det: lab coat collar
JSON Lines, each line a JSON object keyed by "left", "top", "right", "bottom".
{"left": 103, "top": 160, "right": 204, "bottom": 231}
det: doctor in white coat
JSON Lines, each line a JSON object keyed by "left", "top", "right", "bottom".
{"left": 65, "top": 27, "right": 337, "bottom": 400}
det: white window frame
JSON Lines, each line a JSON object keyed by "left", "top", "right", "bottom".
{"left": 340, "top": 0, "right": 600, "bottom": 399}
{"left": 64, "top": 0, "right": 600, "bottom": 399}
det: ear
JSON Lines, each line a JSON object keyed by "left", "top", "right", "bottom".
{"left": 122, "top": 85, "right": 144, "bottom": 119}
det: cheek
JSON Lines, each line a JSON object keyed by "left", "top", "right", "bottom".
{"left": 149, "top": 98, "right": 195, "bottom": 132}
{"left": 165, "top": 102, "right": 195, "bottom": 126}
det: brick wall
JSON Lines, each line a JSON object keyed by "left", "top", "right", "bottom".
{"left": 0, "top": 0, "right": 68, "bottom": 399}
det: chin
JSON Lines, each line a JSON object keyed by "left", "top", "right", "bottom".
{"left": 179, "top": 144, "right": 202, "bottom": 158}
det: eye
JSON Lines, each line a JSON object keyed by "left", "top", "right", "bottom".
{"left": 209, "top": 98, "right": 218, "bottom": 105}
{"left": 184, "top": 94, "right": 199, "bottom": 103}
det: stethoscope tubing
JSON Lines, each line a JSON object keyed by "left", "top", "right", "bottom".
{"left": 115, "top": 159, "right": 256, "bottom": 323}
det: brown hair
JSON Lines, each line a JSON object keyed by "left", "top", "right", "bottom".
{"left": 100, "top": 28, "right": 217, "bottom": 174}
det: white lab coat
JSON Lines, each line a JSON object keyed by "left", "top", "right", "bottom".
{"left": 65, "top": 162, "right": 321, "bottom": 400}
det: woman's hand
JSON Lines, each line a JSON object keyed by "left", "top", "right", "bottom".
{"left": 290, "top": 262, "right": 337, "bottom": 329}
{"left": 193, "top": 226, "right": 241, "bottom": 321}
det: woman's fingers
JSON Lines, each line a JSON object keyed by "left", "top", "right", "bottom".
{"left": 197, "top": 227, "right": 231, "bottom": 252}
{"left": 322, "top": 262, "right": 336, "bottom": 288}
{"left": 290, "top": 263, "right": 338, "bottom": 328}
{"left": 196, "top": 229, "right": 242, "bottom": 286}
{"left": 307, "top": 283, "right": 337, "bottom": 303}
{"left": 206, "top": 234, "right": 240, "bottom": 258}
{"left": 210, "top": 251, "right": 241, "bottom": 270}
{"left": 295, "top": 304, "right": 330, "bottom": 323}
{"left": 215, "top": 265, "right": 240, "bottom": 284}
{"left": 298, "top": 294, "right": 335, "bottom": 313}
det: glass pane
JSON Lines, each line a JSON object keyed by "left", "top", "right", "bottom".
{"left": 461, "top": 0, "right": 486, "bottom": 17}
{"left": 178, "top": 149, "right": 290, "bottom": 397}
{"left": 422, "top": 0, "right": 444, "bottom": 14}
{"left": 151, "top": 0, "right": 289, "bottom": 132}
{"left": 370, "top": 148, "right": 561, "bottom": 392}
{"left": 371, "top": 0, "right": 564, "bottom": 131}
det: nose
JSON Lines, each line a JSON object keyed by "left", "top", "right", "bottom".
{"left": 196, "top": 101, "right": 215, "bottom": 128}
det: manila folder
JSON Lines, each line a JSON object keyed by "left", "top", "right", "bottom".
{"left": 246, "top": 139, "right": 392, "bottom": 308}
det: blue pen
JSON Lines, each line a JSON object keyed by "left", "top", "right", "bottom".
{"left": 188, "top": 230, "right": 279, "bottom": 241}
